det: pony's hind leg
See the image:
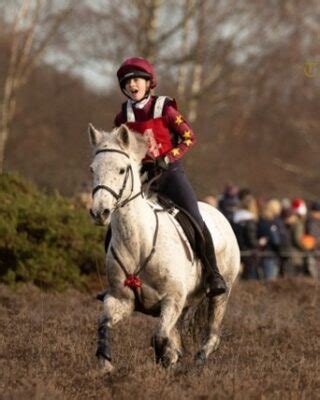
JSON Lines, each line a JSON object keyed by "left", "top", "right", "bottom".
{"left": 96, "top": 294, "right": 134, "bottom": 372}
{"left": 153, "top": 295, "right": 185, "bottom": 368}
{"left": 195, "top": 292, "right": 229, "bottom": 364}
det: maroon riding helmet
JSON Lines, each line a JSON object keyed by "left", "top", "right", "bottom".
{"left": 117, "top": 57, "right": 157, "bottom": 90}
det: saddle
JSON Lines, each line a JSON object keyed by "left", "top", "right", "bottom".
{"left": 157, "top": 195, "right": 204, "bottom": 259}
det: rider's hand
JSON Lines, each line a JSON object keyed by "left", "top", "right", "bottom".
{"left": 155, "top": 156, "right": 170, "bottom": 171}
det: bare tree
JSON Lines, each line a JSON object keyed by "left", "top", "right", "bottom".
{"left": 134, "top": 0, "right": 163, "bottom": 62}
{"left": 187, "top": 0, "right": 207, "bottom": 122}
{"left": 177, "top": 0, "right": 194, "bottom": 99}
{"left": 0, "top": 0, "right": 73, "bottom": 173}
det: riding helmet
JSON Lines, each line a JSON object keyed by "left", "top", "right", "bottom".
{"left": 117, "top": 57, "right": 157, "bottom": 89}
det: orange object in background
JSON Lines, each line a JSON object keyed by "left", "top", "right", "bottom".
{"left": 301, "top": 234, "right": 316, "bottom": 250}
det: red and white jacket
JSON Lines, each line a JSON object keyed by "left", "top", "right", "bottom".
{"left": 114, "top": 96, "right": 196, "bottom": 163}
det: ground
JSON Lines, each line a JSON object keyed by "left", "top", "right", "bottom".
{"left": 0, "top": 278, "right": 319, "bottom": 399}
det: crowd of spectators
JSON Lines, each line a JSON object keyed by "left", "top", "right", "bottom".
{"left": 204, "top": 184, "right": 320, "bottom": 281}
{"left": 76, "top": 181, "right": 320, "bottom": 281}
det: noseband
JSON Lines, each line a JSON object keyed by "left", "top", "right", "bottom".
{"left": 92, "top": 148, "right": 141, "bottom": 208}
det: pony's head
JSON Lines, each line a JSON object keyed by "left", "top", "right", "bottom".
{"left": 88, "top": 123, "right": 147, "bottom": 226}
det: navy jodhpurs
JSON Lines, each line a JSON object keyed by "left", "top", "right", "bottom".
{"left": 155, "top": 161, "right": 204, "bottom": 229}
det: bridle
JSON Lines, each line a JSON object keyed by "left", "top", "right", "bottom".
{"left": 91, "top": 147, "right": 164, "bottom": 307}
{"left": 91, "top": 148, "right": 141, "bottom": 209}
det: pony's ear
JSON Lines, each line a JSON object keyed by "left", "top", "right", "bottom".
{"left": 88, "top": 123, "right": 103, "bottom": 147}
{"left": 116, "top": 124, "right": 130, "bottom": 149}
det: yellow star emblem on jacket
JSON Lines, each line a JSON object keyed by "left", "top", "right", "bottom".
{"left": 171, "top": 148, "right": 180, "bottom": 156}
{"left": 183, "top": 130, "right": 191, "bottom": 139}
{"left": 175, "top": 115, "right": 183, "bottom": 126}
{"left": 184, "top": 139, "right": 192, "bottom": 146}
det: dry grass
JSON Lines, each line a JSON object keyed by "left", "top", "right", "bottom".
{"left": 1, "top": 278, "right": 320, "bottom": 399}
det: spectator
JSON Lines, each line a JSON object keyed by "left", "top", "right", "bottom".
{"left": 282, "top": 198, "right": 309, "bottom": 276}
{"left": 233, "top": 194, "right": 259, "bottom": 279}
{"left": 202, "top": 195, "right": 218, "bottom": 208}
{"left": 305, "top": 201, "right": 320, "bottom": 278}
{"left": 281, "top": 198, "right": 292, "bottom": 213}
{"left": 218, "top": 183, "right": 239, "bottom": 224}
{"left": 306, "top": 201, "right": 320, "bottom": 246}
{"left": 257, "top": 200, "right": 282, "bottom": 280}
{"left": 238, "top": 187, "right": 252, "bottom": 201}
{"left": 267, "top": 199, "right": 292, "bottom": 277}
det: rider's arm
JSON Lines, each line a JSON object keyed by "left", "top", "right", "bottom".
{"left": 163, "top": 103, "right": 196, "bottom": 163}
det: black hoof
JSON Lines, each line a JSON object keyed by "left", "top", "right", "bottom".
{"left": 96, "top": 290, "right": 107, "bottom": 302}
{"left": 161, "top": 355, "right": 171, "bottom": 369}
{"left": 151, "top": 335, "right": 168, "bottom": 363}
{"left": 195, "top": 350, "right": 207, "bottom": 365}
{"left": 96, "top": 346, "right": 112, "bottom": 362}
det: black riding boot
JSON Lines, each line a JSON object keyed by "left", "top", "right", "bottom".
{"left": 200, "top": 223, "right": 227, "bottom": 297}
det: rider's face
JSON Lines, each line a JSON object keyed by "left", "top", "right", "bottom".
{"left": 125, "top": 78, "right": 150, "bottom": 101}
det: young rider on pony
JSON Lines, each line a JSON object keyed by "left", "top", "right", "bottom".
{"left": 114, "top": 57, "right": 226, "bottom": 297}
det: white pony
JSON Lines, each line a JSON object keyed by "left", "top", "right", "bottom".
{"left": 88, "top": 123, "right": 240, "bottom": 372}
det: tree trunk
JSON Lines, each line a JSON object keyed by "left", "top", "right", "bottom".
{"left": 0, "top": 123, "right": 9, "bottom": 174}
{"left": 136, "top": 0, "right": 162, "bottom": 62}
{"left": 177, "top": 0, "right": 192, "bottom": 99}
{"left": 188, "top": 0, "right": 206, "bottom": 123}
{"left": 0, "top": 0, "right": 72, "bottom": 173}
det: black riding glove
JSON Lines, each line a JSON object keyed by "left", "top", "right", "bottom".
{"left": 155, "top": 156, "right": 170, "bottom": 171}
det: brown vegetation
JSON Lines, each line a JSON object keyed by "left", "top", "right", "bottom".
{"left": 1, "top": 278, "right": 319, "bottom": 399}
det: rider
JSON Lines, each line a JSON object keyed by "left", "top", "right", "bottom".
{"left": 114, "top": 56, "right": 226, "bottom": 297}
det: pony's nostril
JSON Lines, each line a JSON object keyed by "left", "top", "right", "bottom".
{"left": 103, "top": 209, "right": 110, "bottom": 218}
{"left": 89, "top": 209, "right": 95, "bottom": 218}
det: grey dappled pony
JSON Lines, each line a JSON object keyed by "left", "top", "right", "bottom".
{"left": 88, "top": 123, "right": 240, "bottom": 372}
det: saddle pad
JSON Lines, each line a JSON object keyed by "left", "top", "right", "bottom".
{"left": 146, "top": 198, "right": 194, "bottom": 261}
{"left": 146, "top": 198, "right": 227, "bottom": 257}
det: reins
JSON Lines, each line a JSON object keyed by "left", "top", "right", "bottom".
{"left": 91, "top": 147, "right": 164, "bottom": 307}
{"left": 110, "top": 207, "right": 164, "bottom": 307}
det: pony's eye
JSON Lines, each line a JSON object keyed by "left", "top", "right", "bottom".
{"left": 119, "top": 168, "right": 125, "bottom": 175}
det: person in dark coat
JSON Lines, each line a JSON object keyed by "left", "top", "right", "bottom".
{"left": 218, "top": 183, "right": 239, "bottom": 224}
{"left": 233, "top": 194, "right": 259, "bottom": 279}
{"left": 257, "top": 200, "right": 282, "bottom": 280}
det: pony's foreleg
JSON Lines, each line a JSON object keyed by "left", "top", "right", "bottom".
{"left": 170, "top": 326, "right": 183, "bottom": 358}
{"left": 153, "top": 295, "right": 185, "bottom": 368}
{"left": 96, "top": 294, "right": 134, "bottom": 372}
{"left": 196, "top": 292, "right": 229, "bottom": 364}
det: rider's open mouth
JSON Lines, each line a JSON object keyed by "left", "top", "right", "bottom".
{"left": 130, "top": 89, "right": 138, "bottom": 94}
